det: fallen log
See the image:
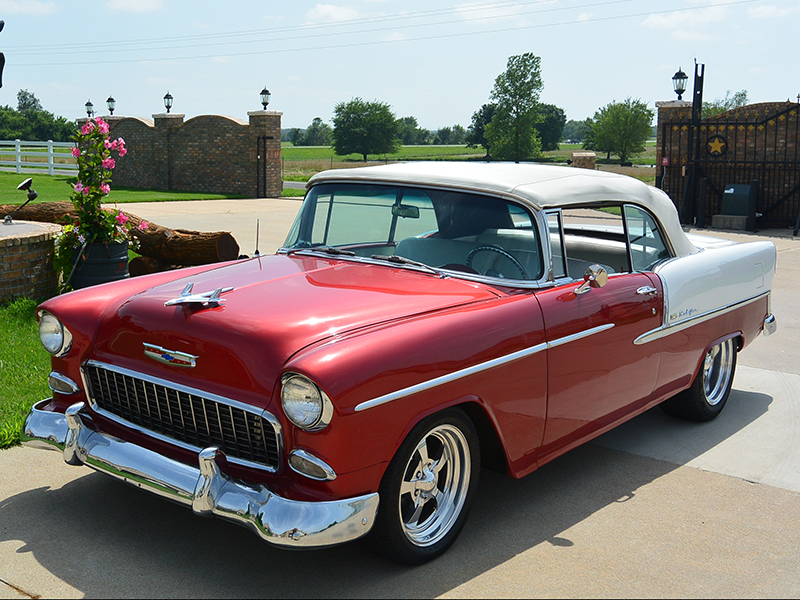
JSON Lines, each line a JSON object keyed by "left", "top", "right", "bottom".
{"left": 0, "top": 201, "right": 239, "bottom": 266}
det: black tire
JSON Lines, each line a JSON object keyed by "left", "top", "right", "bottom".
{"left": 368, "top": 408, "right": 480, "bottom": 565}
{"left": 660, "top": 338, "right": 737, "bottom": 422}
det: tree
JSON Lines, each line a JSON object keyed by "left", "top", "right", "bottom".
{"left": 485, "top": 52, "right": 544, "bottom": 161}
{"left": 563, "top": 119, "right": 589, "bottom": 143}
{"left": 586, "top": 98, "right": 654, "bottom": 164}
{"left": 535, "top": 103, "right": 566, "bottom": 151}
{"left": 396, "top": 116, "right": 431, "bottom": 145}
{"left": 303, "top": 117, "right": 333, "bottom": 146}
{"left": 466, "top": 103, "right": 496, "bottom": 156}
{"left": 703, "top": 89, "right": 749, "bottom": 118}
{"left": 17, "top": 89, "right": 43, "bottom": 112}
{"left": 0, "top": 89, "right": 75, "bottom": 141}
{"left": 332, "top": 97, "right": 400, "bottom": 160}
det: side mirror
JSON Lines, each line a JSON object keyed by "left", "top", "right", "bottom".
{"left": 574, "top": 265, "right": 608, "bottom": 295}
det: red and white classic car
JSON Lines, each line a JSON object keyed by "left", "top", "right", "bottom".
{"left": 24, "top": 162, "right": 777, "bottom": 564}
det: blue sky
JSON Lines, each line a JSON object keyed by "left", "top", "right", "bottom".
{"left": 1, "top": 0, "right": 797, "bottom": 130}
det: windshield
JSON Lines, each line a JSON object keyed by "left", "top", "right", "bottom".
{"left": 283, "top": 183, "right": 543, "bottom": 281}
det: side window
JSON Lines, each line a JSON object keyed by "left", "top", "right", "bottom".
{"left": 561, "top": 207, "right": 630, "bottom": 277}
{"left": 547, "top": 211, "right": 567, "bottom": 279}
{"left": 624, "top": 206, "right": 670, "bottom": 271}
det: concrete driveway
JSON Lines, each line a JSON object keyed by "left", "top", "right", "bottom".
{"left": 2, "top": 200, "right": 799, "bottom": 598}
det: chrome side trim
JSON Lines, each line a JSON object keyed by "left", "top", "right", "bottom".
{"left": 22, "top": 400, "right": 377, "bottom": 548}
{"left": 355, "top": 323, "right": 615, "bottom": 412}
{"left": 546, "top": 323, "right": 615, "bottom": 349}
{"left": 634, "top": 292, "right": 770, "bottom": 345}
{"left": 80, "top": 360, "right": 283, "bottom": 474}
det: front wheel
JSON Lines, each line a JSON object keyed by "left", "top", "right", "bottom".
{"left": 660, "top": 338, "right": 737, "bottom": 422}
{"left": 368, "top": 408, "right": 480, "bottom": 564}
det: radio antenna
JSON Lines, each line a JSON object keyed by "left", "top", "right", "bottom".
{"left": 253, "top": 219, "right": 260, "bottom": 257}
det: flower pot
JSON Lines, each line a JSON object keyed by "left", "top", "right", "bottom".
{"left": 70, "top": 241, "right": 130, "bottom": 289}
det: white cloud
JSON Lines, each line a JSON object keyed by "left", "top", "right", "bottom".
{"left": 105, "top": 0, "right": 164, "bottom": 13}
{"left": 642, "top": 6, "right": 727, "bottom": 29}
{"left": 379, "top": 31, "right": 406, "bottom": 42}
{"left": 0, "top": 0, "right": 57, "bottom": 16}
{"left": 576, "top": 12, "right": 592, "bottom": 22}
{"left": 747, "top": 4, "right": 797, "bottom": 19}
{"left": 306, "top": 4, "right": 360, "bottom": 24}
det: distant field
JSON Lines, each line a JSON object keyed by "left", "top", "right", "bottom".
{"left": 281, "top": 142, "right": 657, "bottom": 185}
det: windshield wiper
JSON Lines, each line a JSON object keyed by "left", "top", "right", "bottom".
{"left": 287, "top": 245, "right": 356, "bottom": 257}
{"left": 370, "top": 254, "right": 445, "bottom": 278}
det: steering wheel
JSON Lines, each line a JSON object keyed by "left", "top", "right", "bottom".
{"left": 466, "top": 246, "right": 528, "bottom": 279}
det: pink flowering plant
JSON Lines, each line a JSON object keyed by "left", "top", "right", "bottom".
{"left": 54, "top": 117, "right": 147, "bottom": 286}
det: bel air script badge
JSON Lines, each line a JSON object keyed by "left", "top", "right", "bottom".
{"left": 143, "top": 343, "right": 199, "bottom": 368}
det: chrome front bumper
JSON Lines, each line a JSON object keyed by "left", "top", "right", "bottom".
{"left": 22, "top": 400, "right": 379, "bottom": 548}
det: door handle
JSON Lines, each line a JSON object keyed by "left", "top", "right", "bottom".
{"left": 636, "top": 286, "right": 658, "bottom": 296}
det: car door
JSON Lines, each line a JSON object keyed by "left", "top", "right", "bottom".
{"left": 536, "top": 208, "right": 664, "bottom": 461}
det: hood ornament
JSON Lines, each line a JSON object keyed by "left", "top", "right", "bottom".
{"left": 165, "top": 283, "right": 234, "bottom": 307}
{"left": 143, "top": 343, "right": 199, "bottom": 368}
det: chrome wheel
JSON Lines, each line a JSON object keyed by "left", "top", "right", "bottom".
{"left": 369, "top": 409, "right": 479, "bottom": 564}
{"left": 398, "top": 424, "right": 471, "bottom": 547}
{"left": 702, "top": 339, "right": 736, "bottom": 406}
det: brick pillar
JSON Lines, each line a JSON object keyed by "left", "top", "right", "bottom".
{"left": 655, "top": 100, "right": 691, "bottom": 183}
{"left": 570, "top": 151, "right": 596, "bottom": 170}
{"left": 153, "top": 113, "right": 185, "bottom": 190}
{"left": 248, "top": 110, "right": 282, "bottom": 198}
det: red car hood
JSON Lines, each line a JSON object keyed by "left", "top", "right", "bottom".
{"left": 91, "top": 254, "right": 498, "bottom": 407}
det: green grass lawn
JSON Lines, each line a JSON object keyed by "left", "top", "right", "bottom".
{"left": 0, "top": 171, "right": 245, "bottom": 205}
{"left": 0, "top": 298, "right": 50, "bottom": 448}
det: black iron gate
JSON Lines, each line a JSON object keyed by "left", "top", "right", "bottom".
{"left": 658, "top": 102, "right": 800, "bottom": 232}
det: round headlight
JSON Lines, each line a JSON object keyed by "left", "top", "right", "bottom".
{"left": 38, "top": 311, "right": 71, "bottom": 357}
{"left": 281, "top": 374, "right": 333, "bottom": 431}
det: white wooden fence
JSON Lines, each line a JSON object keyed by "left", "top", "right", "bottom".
{"left": 0, "top": 140, "right": 78, "bottom": 175}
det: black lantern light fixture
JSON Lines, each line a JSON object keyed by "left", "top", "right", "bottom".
{"left": 106, "top": 95, "right": 116, "bottom": 115}
{"left": 260, "top": 86, "right": 271, "bottom": 110}
{"left": 163, "top": 91, "right": 173, "bottom": 113}
{"left": 672, "top": 67, "right": 688, "bottom": 100}
{"left": 85, "top": 99, "right": 94, "bottom": 118}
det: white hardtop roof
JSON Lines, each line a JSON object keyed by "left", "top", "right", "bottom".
{"left": 309, "top": 162, "right": 697, "bottom": 256}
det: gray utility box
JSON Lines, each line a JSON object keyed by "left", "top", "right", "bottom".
{"left": 712, "top": 183, "right": 758, "bottom": 231}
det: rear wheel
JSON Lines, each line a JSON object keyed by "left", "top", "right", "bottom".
{"left": 369, "top": 408, "right": 480, "bottom": 564}
{"left": 660, "top": 338, "right": 737, "bottom": 422}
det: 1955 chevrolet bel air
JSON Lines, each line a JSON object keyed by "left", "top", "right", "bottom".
{"left": 23, "top": 162, "right": 777, "bottom": 564}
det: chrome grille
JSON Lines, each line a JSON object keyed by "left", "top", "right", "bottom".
{"left": 83, "top": 362, "right": 281, "bottom": 470}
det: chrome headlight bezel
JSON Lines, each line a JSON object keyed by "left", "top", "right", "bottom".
{"left": 280, "top": 373, "right": 333, "bottom": 432}
{"left": 37, "top": 310, "right": 73, "bottom": 357}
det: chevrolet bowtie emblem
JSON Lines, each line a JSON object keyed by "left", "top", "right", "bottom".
{"left": 144, "top": 343, "right": 199, "bottom": 368}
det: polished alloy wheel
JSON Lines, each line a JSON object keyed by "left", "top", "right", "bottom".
{"left": 702, "top": 339, "right": 736, "bottom": 406}
{"left": 398, "top": 424, "right": 471, "bottom": 547}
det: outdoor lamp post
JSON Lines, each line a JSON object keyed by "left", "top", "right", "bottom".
{"left": 85, "top": 100, "right": 94, "bottom": 118}
{"left": 106, "top": 95, "right": 116, "bottom": 115}
{"left": 260, "top": 86, "right": 271, "bottom": 110}
{"left": 163, "top": 91, "right": 173, "bottom": 113}
{"left": 672, "top": 68, "right": 688, "bottom": 100}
